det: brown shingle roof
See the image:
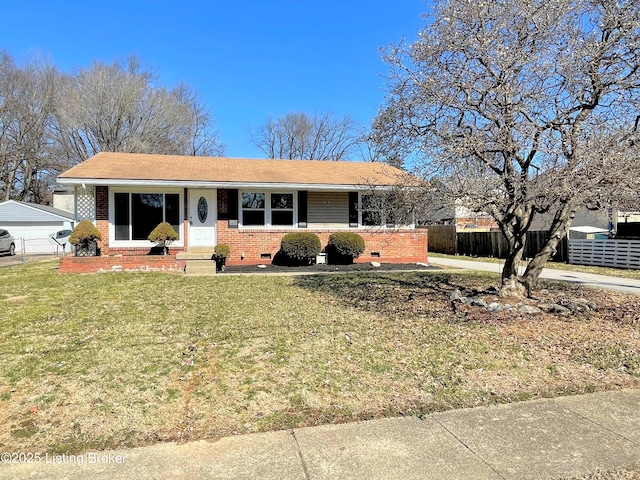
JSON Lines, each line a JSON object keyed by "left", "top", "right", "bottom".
{"left": 58, "top": 152, "right": 406, "bottom": 187}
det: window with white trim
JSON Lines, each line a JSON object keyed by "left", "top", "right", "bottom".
{"left": 271, "top": 193, "right": 294, "bottom": 226}
{"left": 242, "top": 192, "right": 266, "bottom": 226}
{"left": 361, "top": 194, "right": 384, "bottom": 226}
{"left": 361, "top": 193, "right": 401, "bottom": 227}
{"left": 114, "top": 192, "right": 180, "bottom": 241}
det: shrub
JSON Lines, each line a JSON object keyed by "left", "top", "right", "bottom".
{"left": 69, "top": 220, "right": 102, "bottom": 256}
{"left": 280, "top": 232, "right": 322, "bottom": 264}
{"left": 148, "top": 222, "right": 179, "bottom": 254}
{"left": 69, "top": 220, "right": 102, "bottom": 245}
{"left": 214, "top": 244, "right": 230, "bottom": 259}
{"left": 213, "top": 244, "right": 230, "bottom": 271}
{"left": 326, "top": 232, "right": 365, "bottom": 264}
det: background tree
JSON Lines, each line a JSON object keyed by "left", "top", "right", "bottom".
{"left": 248, "top": 111, "right": 361, "bottom": 160}
{"left": 0, "top": 53, "right": 60, "bottom": 202}
{"left": 375, "top": 0, "right": 640, "bottom": 297}
{"left": 54, "top": 57, "right": 224, "bottom": 165}
{"left": 0, "top": 54, "right": 224, "bottom": 202}
{"left": 355, "top": 125, "right": 405, "bottom": 169}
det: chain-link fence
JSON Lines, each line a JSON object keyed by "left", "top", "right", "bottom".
{"left": 14, "top": 237, "right": 71, "bottom": 255}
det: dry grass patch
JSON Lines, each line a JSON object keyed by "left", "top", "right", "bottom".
{"left": 0, "top": 260, "right": 638, "bottom": 454}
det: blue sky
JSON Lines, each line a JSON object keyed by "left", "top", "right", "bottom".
{"left": 3, "top": 1, "right": 429, "bottom": 158}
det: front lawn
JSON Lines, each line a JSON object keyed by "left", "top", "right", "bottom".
{"left": 0, "top": 260, "right": 638, "bottom": 454}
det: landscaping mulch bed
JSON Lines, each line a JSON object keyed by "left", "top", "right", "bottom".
{"left": 221, "top": 262, "right": 433, "bottom": 274}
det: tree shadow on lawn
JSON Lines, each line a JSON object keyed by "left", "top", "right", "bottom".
{"left": 293, "top": 271, "right": 495, "bottom": 319}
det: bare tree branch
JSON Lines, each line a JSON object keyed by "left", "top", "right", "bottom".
{"left": 248, "top": 111, "right": 360, "bottom": 161}
{"left": 374, "top": 0, "right": 640, "bottom": 297}
{"left": 54, "top": 56, "right": 224, "bottom": 165}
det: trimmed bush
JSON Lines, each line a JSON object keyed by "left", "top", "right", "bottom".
{"left": 148, "top": 222, "right": 179, "bottom": 255}
{"left": 326, "top": 232, "right": 365, "bottom": 264}
{"left": 69, "top": 220, "right": 102, "bottom": 256}
{"left": 69, "top": 220, "right": 102, "bottom": 245}
{"left": 280, "top": 232, "right": 322, "bottom": 264}
{"left": 214, "top": 244, "right": 230, "bottom": 259}
{"left": 213, "top": 244, "right": 230, "bottom": 271}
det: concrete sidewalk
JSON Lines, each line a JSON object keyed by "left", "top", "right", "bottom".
{"left": 2, "top": 389, "right": 638, "bottom": 479}
{"left": 429, "top": 257, "right": 640, "bottom": 295}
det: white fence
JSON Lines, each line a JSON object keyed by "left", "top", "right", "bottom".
{"left": 568, "top": 239, "right": 640, "bottom": 269}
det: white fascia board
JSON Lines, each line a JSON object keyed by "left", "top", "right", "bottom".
{"left": 57, "top": 178, "right": 395, "bottom": 191}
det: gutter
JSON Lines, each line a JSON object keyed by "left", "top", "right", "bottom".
{"left": 56, "top": 178, "right": 396, "bottom": 191}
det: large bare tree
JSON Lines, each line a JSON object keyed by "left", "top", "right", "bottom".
{"left": 1, "top": 54, "right": 224, "bottom": 203}
{"left": 0, "top": 53, "right": 60, "bottom": 202}
{"left": 248, "top": 111, "right": 360, "bottom": 160}
{"left": 54, "top": 57, "right": 224, "bottom": 165}
{"left": 375, "top": 0, "right": 640, "bottom": 297}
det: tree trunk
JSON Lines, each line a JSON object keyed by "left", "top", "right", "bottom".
{"left": 520, "top": 206, "right": 574, "bottom": 294}
{"left": 520, "top": 237, "right": 560, "bottom": 294}
{"left": 500, "top": 273, "right": 528, "bottom": 298}
{"left": 499, "top": 228, "right": 528, "bottom": 298}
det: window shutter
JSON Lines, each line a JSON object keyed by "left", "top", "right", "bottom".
{"left": 349, "top": 192, "right": 359, "bottom": 228}
{"left": 227, "top": 189, "right": 238, "bottom": 228}
{"left": 217, "top": 189, "right": 229, "bottom": 220}
{"left": 298, "top": 191, "right": 308, "bottom": 228}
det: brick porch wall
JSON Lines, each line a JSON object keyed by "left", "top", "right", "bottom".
{"left": 59, "top": 255, "right": 186, "bottom": 274}
{"left": 216, "top": 221, "right": 428, "bottom": 265}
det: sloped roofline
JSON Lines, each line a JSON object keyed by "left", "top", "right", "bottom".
{"left": 57, "top": 152, "right": 411, "bottom": 189}
{"left": 0, "top": 200, "right": 74, "bottom": 221}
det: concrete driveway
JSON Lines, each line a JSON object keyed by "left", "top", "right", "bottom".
{"left": 0, "top": 253, "right": 58, "bottom": 268}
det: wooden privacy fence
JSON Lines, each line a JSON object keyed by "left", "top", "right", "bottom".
{"left": 424, "top": 225, "right": 457, "bottom": 255}
{"left": 569, "top": 239, "right": 640, "bottom": 269}
{"left": 428, "top": 226, "right": 568, "bottom": 262}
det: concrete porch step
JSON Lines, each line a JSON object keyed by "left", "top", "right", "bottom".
{"left": 186, "top": 247, "right": 217, "bottom": 254}
{"left": 184, "top": 261, "right": 216, "bottom": 276}
{"left": 178, "top": 255, "right": 217, "bottom": 276}
{"left": 176, "top": 251, "right": 215, "bottom": 261}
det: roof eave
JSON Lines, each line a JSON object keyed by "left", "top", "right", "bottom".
{"left": 56, "top": 178, "right": 396, "bottom": 190}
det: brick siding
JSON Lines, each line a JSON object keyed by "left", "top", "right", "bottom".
{"left": 78, "top": 187, "right": 428, "bottom": 268}
{"left": 216, "top": 221, "right": 428, "bottom": 265}
{"left": 456, "top": 216, "right": 498, "bottom": 230}
{"left": 95, "top": 186, "right": 110, "bottom": 253}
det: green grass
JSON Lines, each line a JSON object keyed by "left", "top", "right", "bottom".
{"left": 429, "top": 252, "right": 640, "bottom": 280}
{"left": 0, "top": 259, "right": 638, "bottom": 454}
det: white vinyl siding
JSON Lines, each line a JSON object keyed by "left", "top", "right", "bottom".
{"left": 308, "top": 192, "right": 349, "bottom": 228}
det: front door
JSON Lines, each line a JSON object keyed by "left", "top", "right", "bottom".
{"left": 189, "top": 189, "right": 217, "bottom": 247}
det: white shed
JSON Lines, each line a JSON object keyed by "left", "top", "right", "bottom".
{"left": 0, "top": 200, "right": 75, "bottom": 253}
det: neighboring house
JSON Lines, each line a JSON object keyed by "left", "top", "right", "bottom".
{"left": 56, "top": 152, "right": 428, "bottom": 265}
{"left": 52, "top": 187, "right": 75, "bottom": 215}
{"left": 420, "top": 200, "right": 497, "bottom": 231}
{"left": 528, "top": 206, "right": 640, "bottom": 239}
{"left": 529, "top": 207, "right": 609, "bottom": 239}
{"left": 0, "top": 200, "right": 75, "bottom": 253}
{"left": 617, "top": 210, "right": 640, "bottom": 239}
